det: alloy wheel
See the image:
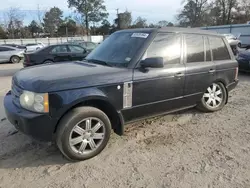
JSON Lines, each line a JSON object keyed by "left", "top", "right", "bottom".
{"left": 203, "top": 83, "right": 223, "bottom": 109}
{"left": 69, "top": 117, "right": 105, "bottom": 155}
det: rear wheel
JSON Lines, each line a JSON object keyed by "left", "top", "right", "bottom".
{"left": 197, "top": 82, "right": 227, "bottom": 112}
{"left": 10, "top": 56, "right": 20, "bottom": 64}
{"left": 56, "top": 107, "right": 111, "bottom": 161}
{"left": 43, "top": 60, "right": 53, "bottom": 64}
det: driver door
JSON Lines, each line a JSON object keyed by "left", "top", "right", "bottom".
{"left": 122, "top": 33, "right": 186, "bottom": 122}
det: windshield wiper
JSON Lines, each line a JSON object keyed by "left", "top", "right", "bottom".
{"left": 86, "top": 59, "right": 113, "bottom": 67}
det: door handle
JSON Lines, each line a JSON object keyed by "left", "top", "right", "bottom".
{"left": 208, "top": 69, "right": 215, "bottom": 73}
{"left": 175, "top": 73, "right": 184, "bottom": 78}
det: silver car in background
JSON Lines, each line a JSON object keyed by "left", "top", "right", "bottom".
{"left": 0, "top": 46, "right": 25, "bottom": 64}
{"left": 25, "top": 42, "right": 45, "bottom": 52}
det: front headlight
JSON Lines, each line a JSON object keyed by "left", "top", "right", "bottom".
{"left": 20, "top": 90, "right": 49, "bottom": 113}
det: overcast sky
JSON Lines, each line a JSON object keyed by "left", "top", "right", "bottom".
{"left": 0, "top": 0, "right": 182, "bottom": 25}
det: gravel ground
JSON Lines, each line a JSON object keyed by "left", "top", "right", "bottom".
{"left": 0, "top": 64, "right": 250, "bottom": 188}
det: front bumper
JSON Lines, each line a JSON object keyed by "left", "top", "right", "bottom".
{"left": 4, "top": 92, "right": 58, "bottom": 141}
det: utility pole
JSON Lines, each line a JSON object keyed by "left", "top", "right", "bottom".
{"left": 116, "top": 8, "right": 120, "bottom": 29}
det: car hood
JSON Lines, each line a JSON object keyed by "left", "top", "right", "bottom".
{"left": 13, "top": 61, "right": 132, "bottom": 93}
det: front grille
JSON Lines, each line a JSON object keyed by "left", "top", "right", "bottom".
{"left": 11, "top": 79, "right": 22, "bottom": 107}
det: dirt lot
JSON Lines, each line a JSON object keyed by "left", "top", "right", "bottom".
{"left": 0, "top": 63, "right": 250, "bottom": 188}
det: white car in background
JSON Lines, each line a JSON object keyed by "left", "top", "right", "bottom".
{"left": 25, "top": 42, "right": 45, "bottom": 52}
{"left": 223, "top": 33, "right": 242, "bottom": 47}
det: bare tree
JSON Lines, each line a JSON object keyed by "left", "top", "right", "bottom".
{"left": 233, "top": 0, "right": 250, "bottom": 23}
{"left": 74, "top": 13, "right": 87, "bottom": 35}
{"left": 37, "top": 5, "right": 46, "bottom": 31}
{"left": 216, "top": 0, "right": 238, "bottom": 24}
{"left": 178, "top": 0, "right": 210, "bottom": 27}
{"left": 4, "top": 7, "right": 25, "bottom": 39}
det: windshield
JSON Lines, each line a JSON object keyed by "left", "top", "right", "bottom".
{"left": 86, "top": 32, "right": 149, "bottom": 67}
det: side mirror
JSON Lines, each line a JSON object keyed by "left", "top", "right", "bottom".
{"left": 140, "top": 57, "right": 164, "bottom": 68}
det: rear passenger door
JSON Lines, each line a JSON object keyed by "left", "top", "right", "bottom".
{"left": 50, "top": 45, "right": 71, "bottom": 62}
{"left": 68, "top": 45, "right": 87, "bottom": 61}
{"left": 209, "top": 36, "right": 236, "bottom": 85}
{"left": 183, "top": 34, "right": 216, "bottom": 106}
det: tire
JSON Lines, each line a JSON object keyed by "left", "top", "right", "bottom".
{"left": 197, "top": 82, "right": 227, "bottom": 112}
{"left": 56, "top": 106, "right": 111, "bottom": 161}
{"left": 10, "top": 56, "right": 20, "bottom": 64}
{"left": 43, "top": 60, "right": 53, "bottom": 64}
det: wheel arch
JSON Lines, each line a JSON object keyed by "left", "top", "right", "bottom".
{"left": 9, "top": 55, "right": 20, "bottom": 62}
{"left": 43, "top": 59, "right": 54, "bottom": 64}
{"left": 54, "top": 96, "right": 124, "bottom": 136}
{"left": 213, "top": 79, "right": 229, "bottom": 104}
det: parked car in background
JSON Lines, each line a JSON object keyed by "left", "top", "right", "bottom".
{"left": 67, "top": 39, "right": 85, "bottom": 43}
{"left": 0, "top": 46, "right": 25, "bottom": 63}
{"left": 66, "top": 40, "right": 98, "bottom": 52}
{"left": 78, "top": 42, "right": 98, "bottom": 51}
{"left": 23, "top": 44, "right": 89, "bottom": 67}
{"left": 25, "top": 42, "right": 45, "bottom": 52}
{"left": 223, "top": 34, "right": 241, "bottom": 56}
{"left": 223, "top": 34, "right": 242, "bottom": 47}
{"left": 2, "top": 44, "right": 27, "bottom": 50}
{"left": 236, "top": 49, "right": 250, "bottom": 72}
{"left": 4, "top": 27, "right": 238, "bottom": 161}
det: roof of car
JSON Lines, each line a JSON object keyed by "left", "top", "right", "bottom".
{"left": 0, "top": 45, "right": 19, "bottom": 50}
{"left": 116, "top": 27, "right": 221, "bottom": 36}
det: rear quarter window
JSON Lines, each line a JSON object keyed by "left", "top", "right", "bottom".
{"left": 209, "top": 37, "right": 231, "bottom": 61}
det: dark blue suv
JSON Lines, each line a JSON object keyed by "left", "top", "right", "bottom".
{"left": 4, "top": 28, "right": 239, "bottom": 161}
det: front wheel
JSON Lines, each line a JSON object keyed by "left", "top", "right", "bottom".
{"left": 56, "top": 107, "right": 111, "bottom": 161}
{"left": 197, "top": 82, "right": 227, "bottom": 112}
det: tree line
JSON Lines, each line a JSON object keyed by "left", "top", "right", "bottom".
{"left": 178, "top": 0, "right": 250, "bottom": 27}
{"left": 0, "top": 0, "right": 249, "bottom": 39}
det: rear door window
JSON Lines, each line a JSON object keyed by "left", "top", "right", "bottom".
{"left": 185, "top": 34, "right": 205, "bottom": 63}
{"left": 0, "top": 47, "right": 14, "bottom": 51}
{"left": 209, "top": 37, "right": 231, "bottom": 61}
{"left": 68, "top": 45, "right": 85, "bottom": 53}
{"left": 51, "top": 45, "right": 68, "bottom": 53}
{"left": 145, "top": 33, "right": 181, "bottom": 64}
{"left": 87, "top": 42, "right": 96, "bottom": 49}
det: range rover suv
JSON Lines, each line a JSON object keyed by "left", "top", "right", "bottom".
{"left": 4, "top": 27, "right": 239, "bottom": 161}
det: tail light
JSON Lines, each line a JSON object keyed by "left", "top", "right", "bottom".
{"left": 235, "top": 67, "right": 239, "bottom": 80}
{"left": 25, "top": 54, "right": 29, "bottom": 63}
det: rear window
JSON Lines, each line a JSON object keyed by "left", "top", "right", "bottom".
{"left": 26, "top": 44, "right": 37, "bottom": 46}
{"left": 209, "top": 37, "right": 231, "bottom": 61}
{"left": 51, "top": 45, "right": 68, "bottom": 53}
{"left": 0, "top": 47, "right": 14, "bottom": 51}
